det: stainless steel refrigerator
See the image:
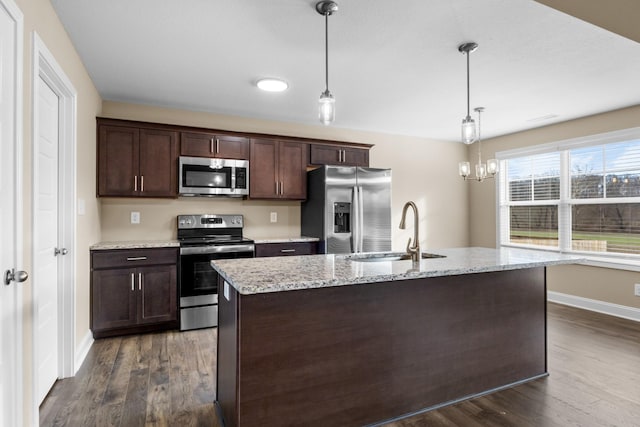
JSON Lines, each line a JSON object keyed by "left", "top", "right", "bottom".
{"left": 302, "top": 165, "right": 392, "bottom": 254}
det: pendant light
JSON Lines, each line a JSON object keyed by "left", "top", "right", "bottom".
{"left": 459, "top": 42, "right": 478, "bottom": 144}
{"left": 316, "top": 1, "right": 338, "bottom": 125}
{"left": 459, "top": 107, "right": 499, "bottom": 181}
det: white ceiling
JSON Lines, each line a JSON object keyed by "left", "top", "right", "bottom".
{"left": 50, "top": 0, "right": 640, "bottom": 141}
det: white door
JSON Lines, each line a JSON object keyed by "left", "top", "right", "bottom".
{"left": 35, "top": 77, "right": 61, "bottom": 404}
{"left": 0, "top": 0, "right": 24, "bottom": 426}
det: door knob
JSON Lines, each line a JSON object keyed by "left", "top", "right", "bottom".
{"left": 54, "top": 247, "right": 68, "bottom": 256}
{"left": 4, "top": 269, "right": 28, "bottom": 286}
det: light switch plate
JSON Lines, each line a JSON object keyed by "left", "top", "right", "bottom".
{"left": 131, "top": 211, "right": 140, "bottom": 224}
{"left": 270, "top": 212, "right": 277, "bottom": 223}
{"left": 635, "top": 283, "right": 640, "bottom": 297}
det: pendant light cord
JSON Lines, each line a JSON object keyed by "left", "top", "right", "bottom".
{"left": 466, "top": 52, "right": 470, "bottom": 118}
{"left": 325, "top": 12, "right": 329, "bottom": 92}
{"left": 477, "top": 109, "right": 482, "bottom": 164}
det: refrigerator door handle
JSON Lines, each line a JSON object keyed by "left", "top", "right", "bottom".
{"left": 351, "top": 186, "right": 358, "bottom": 253}
{"left": 358, "top": 186, "right": 364, "bottom": 252}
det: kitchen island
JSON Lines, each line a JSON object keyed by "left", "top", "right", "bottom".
{"left": 211, "top": 247, "right": 582, "bottom": 427}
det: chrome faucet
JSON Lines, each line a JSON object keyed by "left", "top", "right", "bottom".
{"left": 399, "top": 201, "right": 420, "bottom": 262}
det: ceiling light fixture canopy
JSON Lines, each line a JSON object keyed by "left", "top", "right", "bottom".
{"left": 316, "top": 1, "right": 338, "bottom": 126}
{"left": 459, "top": 42, "right": 478, "bottom": 144}
{"left": 459, "top": 107, "right": 499, "bottom": 182}
{"left": 256, "top": 78, "right": 289, "bottom": 92}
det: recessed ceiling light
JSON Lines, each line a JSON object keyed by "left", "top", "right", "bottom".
{"left": 256, "top": 78, "right": 288, "bottom": 92}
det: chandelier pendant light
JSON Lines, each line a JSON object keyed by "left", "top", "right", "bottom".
{"left": 316, "top": 1, "right": 338, "bottom": 125}
{"left": 459, "top": 107, "right": 499, "bottom": 181}
{"left": 459, "top": 42, "right": 478, "bottom": 144}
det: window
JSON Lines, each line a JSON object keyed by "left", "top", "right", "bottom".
{"left": 498, "top": 129, "right": 640, "bottom": 262}
{"left": 504, "top": 153, "right": 560, "bottom": 248}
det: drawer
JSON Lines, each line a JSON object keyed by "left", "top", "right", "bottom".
{"left": 91, "top": 248, "right": 178, "bottom": 269}
{"left": 254, "top": 242, "right": 318, "bottom": 257}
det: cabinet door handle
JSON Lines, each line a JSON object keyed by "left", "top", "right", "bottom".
{"left": 210, "top": 138, "right": 214, "bottom": 153}
{"left": 134, "top": 175, "right": 138, "bottom": 192}
{"left": 280, "top": 182, "right": 284, "bottom": 195}
{"left": 138, "top": 273, "right": 142, "bottom": 291}
{"left": 275, "top": 181, "right": 279, "bottom": 195}
{"left": 126, "top": 256, "right": 147, "bottom": 261}
{"left": 216, "top": 138, "right": 220, "bottom": 153}
{"left": 280, "top": 249, "right": 296, "bottom": 253}
{"left": 140, "top": 175, "right": 144, "bottom": 192}
{"left": 131, "top": 273, "right": 135, "bottom": 291}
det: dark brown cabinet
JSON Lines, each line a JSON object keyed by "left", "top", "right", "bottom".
{"left": 97, "top": 120, "right": 178, "bottom": 197}
{"left": 91, "top": 248, "right": 178, "bottom": 338}
{"left": 180, "top": 132, "right": 250, "bottom": 160}
{"left": 254, "top": 241, "right": 318, "bottom": 257}
{"left": 250, "top": 138, "right": 308, "bottom": 200}
{"left": 310, "top": 144, "right": 369, "bottom": 167}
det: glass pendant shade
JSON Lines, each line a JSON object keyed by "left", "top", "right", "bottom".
{"left": 461, "top": 116, "right": 476, "bottom": 144}
{"left": 476, "top": 163, "right": 487, "bottom": 180}
{"left": 487, "top": 158, "right": 499, "bottom": 175}
{"left": 458, "top": 161, "right": 471, "bottom": 178}
{"left": 319, "top": 90, "right": 335, "bottom": 125}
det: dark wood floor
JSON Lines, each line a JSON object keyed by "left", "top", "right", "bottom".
{"left": 40, "top": 303, "right": 640, "bottom": 426}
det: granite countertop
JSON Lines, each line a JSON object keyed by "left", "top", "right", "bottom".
{"left": 90, "top": 240, "right": 180, "bottom": 250}
{"left": 211, "top": 247, "right": 584, "bottom": 295}
{"left": 252, "top": 236, "right": 320, "bottom": 244}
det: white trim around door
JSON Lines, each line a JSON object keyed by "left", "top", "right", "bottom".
{"left": 0, "top": 0, "right": 23, "bottom": 426}
{"left": 31, "top": 31, "right": 79, "bottom": 423}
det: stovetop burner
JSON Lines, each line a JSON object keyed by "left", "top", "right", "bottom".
{"left": 177, "top": 214, "right": 252, "bottom": 246}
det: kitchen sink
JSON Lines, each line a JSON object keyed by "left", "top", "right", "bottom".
{"left": 347, "top": 252, "right": 446, "bottom": 262}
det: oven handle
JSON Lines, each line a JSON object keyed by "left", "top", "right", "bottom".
{"left": 180, "top": 244, "right": 255, "bottom": 255}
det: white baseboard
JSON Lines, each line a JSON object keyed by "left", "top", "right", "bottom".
{"left": 547, "top": 291, "right": 640, "bottom": 323}
{"left": 74, "top": 330, "right": 94, "bottom": 374}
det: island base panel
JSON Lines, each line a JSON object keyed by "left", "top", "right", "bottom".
{"left": 216, "top": 267, "right": 546, "bottom": 426}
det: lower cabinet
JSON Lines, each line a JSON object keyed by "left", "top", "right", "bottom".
{"left": 255, "top": 241, "right": 318, "bottom": 257}
{"left": 91, "top": 248, "right": 178, "bottom": 338}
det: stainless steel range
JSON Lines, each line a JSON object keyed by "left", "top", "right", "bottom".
{"left": 177, "top": 214, "right": 254, "bottom": 330}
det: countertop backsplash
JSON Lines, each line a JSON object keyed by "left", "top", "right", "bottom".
{"left": 99, "top": 197, "right": 302, "bottom": 241}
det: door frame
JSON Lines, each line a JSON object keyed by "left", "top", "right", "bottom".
{"left": 1, "top": 0, "right": 23, "bottom": 425}
{"left": 31, "top": 31, "right": 77, "bottom": 416}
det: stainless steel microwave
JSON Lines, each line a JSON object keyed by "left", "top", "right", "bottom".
{"left": 178, "top": 156, "right": 249, "bottom": 197}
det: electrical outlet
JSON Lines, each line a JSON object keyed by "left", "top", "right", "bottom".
{"left": 635, "top": 283, "right": 640, "bottom": 297}
{"left": 131, "top": 211, "right": 140, "bottom": 224}
{"left": 270, "top": 212, "right": 277, "bottom": 223}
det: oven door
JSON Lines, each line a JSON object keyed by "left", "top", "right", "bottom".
{"left": 179, "top": 244, "right": 254, "bottom": 300}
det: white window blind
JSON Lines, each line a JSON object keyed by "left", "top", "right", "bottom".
{"left": 498, "top": 131, "right": 640, "bottom": 260}
{"left": 504, "top": 153, "right": 560, "bottom": 248}
{"left": 569, "top": 140, "right": 640, "bottom": 255}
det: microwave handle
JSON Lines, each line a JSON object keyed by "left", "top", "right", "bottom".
{"left": 230, "top": 166, "right": 236, "bottom": 190}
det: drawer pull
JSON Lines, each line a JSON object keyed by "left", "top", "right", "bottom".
{"left": 126, "top": 256, "right": 147, "bottom": 261}
{"left": 280, "top": 249, "right": 296, "bottom": 253}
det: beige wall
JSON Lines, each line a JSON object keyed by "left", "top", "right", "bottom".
{"left": 468, "top": 105, "right": 640, "bottom": 309}
{"left": 101, "top": 101, "right": 470, "bottom": 250}
{"left": 15, "top": 0, "right": 102, "bottom": 423}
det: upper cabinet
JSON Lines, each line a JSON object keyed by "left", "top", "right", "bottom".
{"left": 180, "top": 132, "right": 249, "bottom": 160}
{"left": 250, "top": 138, "right": 308, "bottom": 200}
{"left": 97, "top": 120, "right": 178, "bottom": 197}
{"left": 96, "top": 117, "right": 373, "bottom": 200}
{"left": 310, "top": 144, "right": 369, "bottom": 167}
